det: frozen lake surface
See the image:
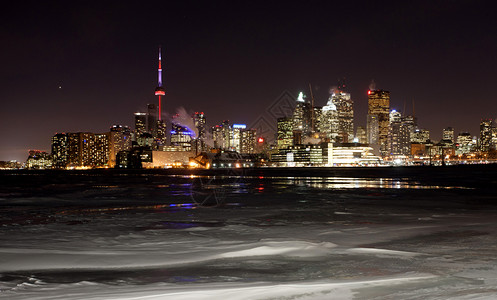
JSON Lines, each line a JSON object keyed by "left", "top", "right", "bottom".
{"left": 1, "top": 166, "right": 497, "bottom": 299}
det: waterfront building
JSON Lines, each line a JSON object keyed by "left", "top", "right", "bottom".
{"left": 51, "top": 133, "right": 68, "bottom": 168}
{"left": 270, "top": 142, "right": 380, "bottom": 167}
{"left": 26, "top": 150, "right": 52, "bottom": 169}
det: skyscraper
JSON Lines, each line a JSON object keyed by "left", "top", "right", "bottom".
{"left": 319, "top": 99, "right": 339, "bottom": 142}
{"left": 442, "top": 127, "right": 454, "bottom": 144}
{"left": 147, "top": 103, "right": 158, "bottom": 137}
{"left": 109, "top": 125, "right": 131, "bottom": 167}
{"left": 134, "top": 112, "right": 147, "bottom": 137}
{"left": 193, "top": 112, "right": 207, "bottom": 153}
{"left": 51, "top": 133, "right": 68, "bottom": 169}
{"left": 367, "top": 89, "right": 390, "bottom": 156}
{"left": 292, "top": 92, "right": 312, "bottom": 136}
{"left": 277, "top": 117, "right": 293, "bottom": 149}
{"left": 171, "top": 123, "right": 193, "bottom": 151}
{"left": 330, "top": 89, "right": 354, "bottom": 142}
{"left": 479, "top": 119, "right": 493, "bottom": 152}
{"left": 388, "top": 110, "right": 410, "bottom": 156}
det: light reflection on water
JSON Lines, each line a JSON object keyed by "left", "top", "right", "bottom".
{"left": 175, "top": 175, "right": 470, "bottom": 191}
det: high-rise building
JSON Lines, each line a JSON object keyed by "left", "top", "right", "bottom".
{"left": 319, "top": 99, "right": 339, "bottom": 142}
{"left": 231, "top": 124, "right": 246, "bottom": 153}
{"left": 479, "top": 119, "right": 493, "bottom": 152}
{"left": 387, "top": 110, "right": 410, "bottom": 156}
{"left": 367, "top": 89, "right": 390, "bottom": 156}
{"left": 330, "top": 89, "right": 354, "bottom": 142}
{"left": 109, "top": 125, "right": 132, "bottom": 167}
{"left": 240, "top": 128, "right": 257, "bottom": 154}
{"left": 63, "top": 132, "right": 110, "bottom": 168}
{"left": 26, "top": 150, "right": 52, "bottom": 169}
{"left": 292, "top": 92, "right": 312, "bottom": 136}
{"left": 193, "top": 112, "right": 207, "bottom": 153}
{"left": 442, "top": 127, "right": 454, "bottom": 143}
{"left": 411, "top": 128, "right": 430, "bottom": 143}
{"left": 366, "top": 114, "right": 379, "bottom": 145}
{"left": 455, "top": 132, "right": 474, "bottom": 155}
{"left": 147, "top": 104, "right": 158, "bottom": 136}
{"left": 277, "top": 117, "right": 293, "bottom": 149}
{"left": 171, "top": 123, "right": 193, "bottom": 151}
{"left": 134, "top": 112, "right": 147, "bottom": 137}
{"left": 355, "top": 126, "right": 367, "bottom": 144}
{"left": 51, "top": 133, "right": 68, "bottom": 169}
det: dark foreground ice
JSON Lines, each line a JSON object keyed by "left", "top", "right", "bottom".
{"left": 1, "top": 166, "right": 497, "bottom": 299}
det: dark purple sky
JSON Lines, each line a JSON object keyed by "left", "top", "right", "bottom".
{"left": 1, "top": 1, "right": 496, "bottom": 161}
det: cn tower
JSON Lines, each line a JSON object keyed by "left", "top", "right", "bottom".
{"left": 154, "top": 47, "right": 165, "bottom": 120}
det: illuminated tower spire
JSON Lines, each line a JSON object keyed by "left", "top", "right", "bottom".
{"left": 154, "top": 47, "right": 165, "bottom": 120}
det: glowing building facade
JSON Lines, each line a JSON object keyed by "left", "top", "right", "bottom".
{"left": 330, "top": 90, "right": 354, "bottom": 142}
{"left": 277, "top": 117, "right": 293, "bottom": 149}
{"left": 367, "top": 89, "right": 390, "bottom": 156}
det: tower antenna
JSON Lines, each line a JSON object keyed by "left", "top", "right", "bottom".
{"left": 154, "top": 46, "right": 166, "bottom": 120}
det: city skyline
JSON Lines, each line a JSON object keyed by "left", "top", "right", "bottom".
{"left": 2, "top": 1, "right": 497, "bottom": 161}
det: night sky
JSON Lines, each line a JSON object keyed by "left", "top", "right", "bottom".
{"left": 1, "top": 1, "right": 496, "bottom": 161}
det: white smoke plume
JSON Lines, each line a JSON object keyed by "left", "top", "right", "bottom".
{"left": 169, "top": 107, "right": 197, "bottom": 137}
{"left": 302, "top": 136, "right": 321, "bottom": 145}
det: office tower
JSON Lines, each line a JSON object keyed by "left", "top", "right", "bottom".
{"left": 367, "top": 89, "right": 390, "bottom": 156}
{"left": 109, "top": 125, "right": 132, "bottom": 167}
{"left": 171, "top": 123, "right": 193, "bottom": 151}
{"left": 134, "top": 112, "right": 147, "bottom": 136}
{"left": 147, "top": 104, "right": 158, "bottom": 136}
{"left": 51, "top": 133, "right": 68, "bottom": 169}
{"left": 411, "top": 128, "right": 430, "bottom": 143}
{"left": 456, "top": 132, "right": 474, "bottom": 155}
{"left": 442, "top": 127, "right": 454, "bottom": 143}
{"left": 240, "top": 128, "right": 257, "bottom": 154}
{"left": 211, "top": 121, "right": 232, "bottom": 150}
{"left": 492, "top": 127, "right": 497, "bottom": 150}
{"left": 330, "top": 89, "right": 354, "bottom": 142}
{"left": 277, "top": 117, "right": 294, "bottom": 149}
{"left": 367, "top": 115, "right": 379, "bottom": 145}
{"left": 193, "top": 112, "right": 207, "bottom": 153}
{"left": 388, "top": 110, "right": 410, "bottom": 156}
{"left": 320, "top": 99, "right": 339, "bottom": 142}
{"left": 292, "top": 92, "right": 312, "bottom": 135}
{"left": 479, "top": 119, "right": 493, "bottom": 152}
{"left": 231, "top": 124, "right": 246, "bottom": 153}
{"left": 313, "top": 106, "right": 322, "bottom": 133}
{"left": 355, "top": 126, "right": 367, "bottom": 144}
